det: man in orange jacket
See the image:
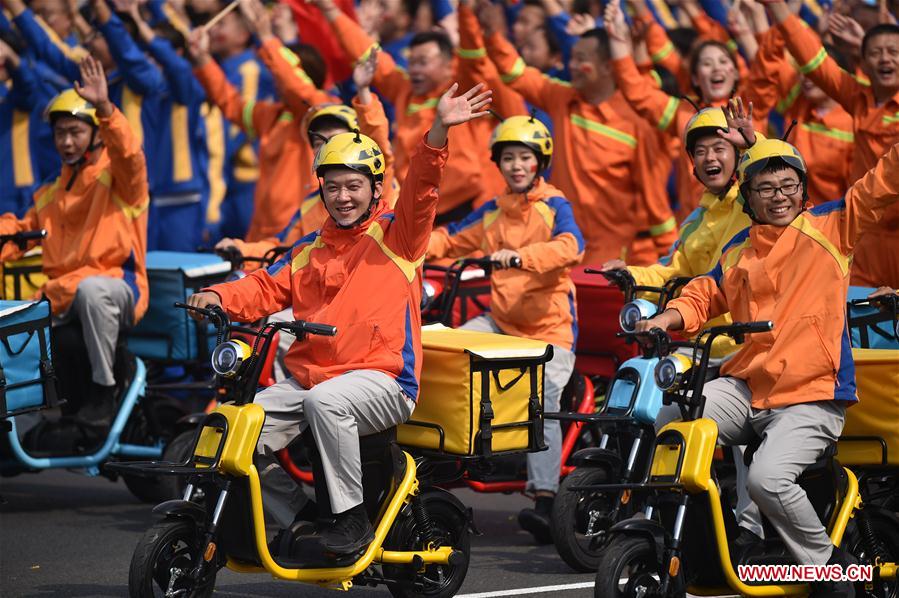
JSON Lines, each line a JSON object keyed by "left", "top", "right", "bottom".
{"left": 187, "top": 83, "right": 492, "bottom": 557}
{"left": 637, "top": 138, "right": 899, "bottom": 594}
{"left": 0, "top": 56, "right": 148, "bottom": 428}
{"left": 428, "top": 116, "right": 584, "bottom": 543}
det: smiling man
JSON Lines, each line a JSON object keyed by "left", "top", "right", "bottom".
{"left": 634, "top": 137, "right": 899, "bottom": 596}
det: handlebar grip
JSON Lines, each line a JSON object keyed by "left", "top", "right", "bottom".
{"left": 510, "top": 256, "right": 522, "bottom": 268}
{"left": 733, "top": 321, "right": 774, "bottom": 334}
{"left": 299, "top": 322, "right": 338, "bottom": 337}
{"left": 18, "top": 230, "right": 47, "bottom": 241}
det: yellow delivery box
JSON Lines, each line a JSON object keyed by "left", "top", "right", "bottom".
{"left": 398, "top": 325, "right": 552, "bottom": 456}
{"left": 837, "top": 348, "right": 899, "bottom": 467}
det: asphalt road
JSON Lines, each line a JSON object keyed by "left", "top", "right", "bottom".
{"left": 1, "top": 469, "right": 597, "bottom": 598}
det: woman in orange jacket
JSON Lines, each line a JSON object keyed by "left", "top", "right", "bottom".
{"left": 187, "top": 83, "right": 492, "bottom": 558}
{"left": 428, "top": 116, "right": 584, "bottom": 544}
{"left": 635, "top": 137, "right": 899, "bottom": 593}
{"left": 0, "top": 57, "right": 148, "bottom": 429}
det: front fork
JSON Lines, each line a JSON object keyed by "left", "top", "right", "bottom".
{"left": 188, "top": 479, "right": 231, "bottom": 585}
{"left": 658, "top": 494, "right": 688, "bottom": 597}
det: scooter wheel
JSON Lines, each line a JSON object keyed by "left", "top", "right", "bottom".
{"left": 384, "top": 492, "right": 471, "bottom": 598}
{"left": 551, "top": 466, "right": 620, "bottom": 572}
{"left": 594, "top": 535, "right": 666, "bottom": 598}
{"left": 128, "top": 518, "right": 216, "bottom": 598}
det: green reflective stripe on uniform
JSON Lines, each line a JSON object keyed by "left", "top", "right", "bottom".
{"left": 358, "top": 43, "right": 380, "bottom": 63}
{"left": 649, "top": 70, "right": 662, "bottom": 88}
{"left": 242, "top": 100, "right": 256, "bottom": 140}
{"left": 547, "top": 76, "right": 572, "bottom": 87}
{"left": 657, "top": 97, "right": 680, "bottom": 131}
{"left": 278, "top": 45, "right": 301, "bottom": 66}
{"left": 649, "top": 216, "right": 677, "bottom": 237}
{"left": 651, "top": 41, "right": 674, "bottom": 63}
{"left": 726, "top": 39, "right": 738, "bottom": 53}
{"left": 800, "top": 122, "right": 853, "bottom": 143}
{"left": 406, "top": 98, "right": 439, "bottom": 115}
{"left": 501, "top": 57, "right": 526, "bottom": 83}
{"left": 570, "top": 114, "right": 637, "bottom": 148}
{"left": 776, "top": 82, "right": 802, "bottom": 114}
{"left": 457, "top": 47, "right": 487, "bottom": 59}
{"left": 278, "top": 112, "right": 294, "bottom": 123}
{"left": 883, "top": 113, "right": 899, "bottom": 126}
{"left": 799, "top": 47, "right": 827, "bottom": 74}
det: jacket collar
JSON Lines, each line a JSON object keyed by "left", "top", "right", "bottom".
{"left": 319, "top": 198, "right": 389, "bottom": 247}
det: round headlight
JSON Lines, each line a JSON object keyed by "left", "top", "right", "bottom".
{"left": 211, "top": 339, "right": 251, "bottom": 377}
{"left": 619, "top": 299, "right": 658, "bottom": 332}
{"left": 653, "top": 354, "right": 693, "bottom": 391}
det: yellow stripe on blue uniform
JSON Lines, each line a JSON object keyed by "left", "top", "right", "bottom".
{"left": 171, "top": 105, "right": 193, "bottom": 183}
{"left": 291, "top": 234, "right": 326, "bottom": 272}
{"left": 12, "top": 111, "right": 33, "bottom": 188}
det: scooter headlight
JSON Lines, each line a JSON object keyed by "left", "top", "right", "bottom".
{"left": 211, "top": 339, "right": 252, "bottom": 377}
{"left": 653, "top": 354, "right": 694, "bottom": 391}
{"left": 619, "top": 299, "right": 658, "bottom": 332}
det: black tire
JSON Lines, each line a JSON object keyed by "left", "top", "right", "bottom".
{"left": 843, "top": 507, "right": 899, "bottom": 598}
{"left": 128, "top": 518, "right": 216, "bottom": 598}
{"left": 123, "top": 430, "right": 196, "bottom": 504}
{"left": 552, "top": 467, "right": 620, "bottom": 572}
{"left": 594, "top": 535, "right": 665, "bottom": 598}
{"left": 384, "top": 492, "right": 471, "bottom": 598}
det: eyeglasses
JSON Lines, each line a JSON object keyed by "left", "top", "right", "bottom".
{"left": 750, "top": 183, "right": 801, "bottom": 199}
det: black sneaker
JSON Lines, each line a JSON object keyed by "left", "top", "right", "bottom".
{"left": 809, "top": 546, "right": 856, "bottom": 598}
{"left": 268, "top": 500, "right": 319, "bottom": 557}
{"left": 317, "top": 504, "right": 374, "bottom": 555}
{"left": 518, "top": 495, "right": 554, "bottom": 545}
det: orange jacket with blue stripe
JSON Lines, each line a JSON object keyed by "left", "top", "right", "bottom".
{"left": 427, "top": 178, "right": 585, "bottom": 350}
{"left": 778, "top": 14, "right": 899, "bottom": 287}
{"left": 486, "top": 33, "right": 673, "bottom": 266}
{"left": 668, "top": 142, "right": 899, "bottom": 409}
{"left": 0, "top": 107, "right": 149, "bottom": 320}
{"left": 206, "top": 137, "right": 447, "bottom": 399}
{"left": 748, "top": 28, "right": 854, "bottom": 205}
{"left": 195, "top": 38, "right": 333, "bottom": 243}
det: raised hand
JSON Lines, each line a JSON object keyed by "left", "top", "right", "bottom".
{"left": 603, "top": 0, "right": 629, "bottom": 43}
{"left": 427, "top": 82, "right": 492, "bottom": 147}
{"left": 475, "top": 0, "right": 505, "bottom": 37}
{"left": 566, "top": 12, "right": 596, "bottom": 37}
{"left": 187, "top": 27, "right": 212, "bottom": 65}
{"left": 829, "top": 13, "right": 864, "bottom": 50}
{"left": 307, "top": 0, "right": 339, "bottom": 22}
{"left": 353, "top": 47, "right": 378, "bottom": 91}
{"left": 0, "top": 38, "right": 21, "bottom": 69}
{"left": 437, "top": 82, "right": 492, "bottom": 127}
{"left": 239, "top": 0, "right": 273, "bottom": 40}
{"left": 74, "top": 55, "right": 112, "bottom": 116}
{"left": 717, "top": 97, "right": 756, "bottom": 149}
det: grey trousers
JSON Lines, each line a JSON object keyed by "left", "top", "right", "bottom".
{"left": 460, "top": 314, "right": 576, "bottom": 494}
{"left": 255, "top": 370, "right": 415, "bottom": 528}
{"left": 53, "top": 276, "right": 134, "bottom": 387}
{"left": 660, "top": 377, "right": 845, "bottom": 565}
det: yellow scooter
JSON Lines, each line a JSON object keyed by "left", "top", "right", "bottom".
{"left": 112, "top": 304, "right": 471, "bottom": 597}
{"left": 590, "top": 322, "right": 899, "bottom": 597}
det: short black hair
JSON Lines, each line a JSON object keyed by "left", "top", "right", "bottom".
{"left": 0, "top": 28, "right": 26, "bottom": 56}
{"left": 410, "top": 31, "right": 453, "bottom": 60}
{"left": 823, "top": 43, "right": 851, "bottom": 74}
{"left": 579, "top": 28, "right": 610, "bottom": 62}
{"left": 861, "top": 23, "right": 899, "bottom": 57}
{"left": 288, "top": 43, "right": 328, "bottom": 90}
{"left": 307, "top": 115, "right": 351, "bottom": 136}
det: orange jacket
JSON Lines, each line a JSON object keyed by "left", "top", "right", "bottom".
{"left": 486, "top": 33, "right": 673, "bottom": 266}
{"left": 194, "top": 38, "right": 333, "bottom": 242}
{"left": 330, "top": 13, "right": 502, "bottom": 214}
{"left": 233, "top": 93, "right": 397, "bottom": 260}
{"left": 779, "top": 15, "right": 899, "bottom": 287}
{"left": 668, "top": 142, "right": 899, "bottom": 409}
{"left": 428, "top": 178, "right": 585, "bottom": 349}
{"left": 207, "top": 137, "right": 447, "bottom": 398}
{"left": 748, "top": 28, "right": 853, "bottom": 205}
{"left": 0, "top": 107, "right": 149, "bottom": 320}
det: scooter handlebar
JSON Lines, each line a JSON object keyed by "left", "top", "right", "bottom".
{"left": 0, "top": 229, "right": 47, "bottom": 247}
{"left": 293, "top": 322, "right": 338, "bottom": 337}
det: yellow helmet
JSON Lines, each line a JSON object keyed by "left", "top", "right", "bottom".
{"left": 308, "top": 103, "right": 359, "bottom": 133}
{"left": 737, "top": 138, "right": 807, "bottom": 187}
{"left": 490, "top": 115, "right": 553, "bottom": 170}
{"left": 314, "top": 131, "right": 386, "bottom": 180}
{"left": 684, "top": 107, "right": 728, "bottom": 154}
{"left": 45, "top": 89, "right": 99, "bottom": 127}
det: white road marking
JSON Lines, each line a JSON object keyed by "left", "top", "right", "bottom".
{"left": 455, "top": 581, "right": 595, "bottom": 598}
